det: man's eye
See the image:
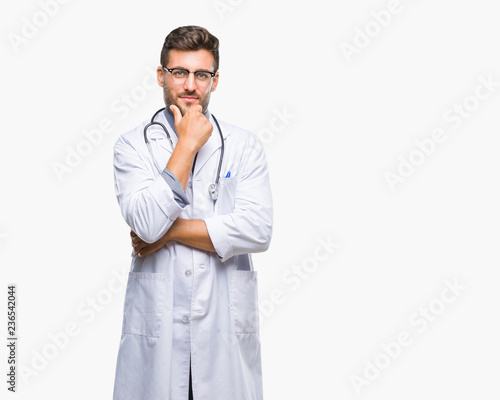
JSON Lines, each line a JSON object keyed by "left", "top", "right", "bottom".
{"left": 195, "top": 72, "right": 209, "bottom": 80}
{"left": 173, "top": 70, "right": 187, "bottom": 77}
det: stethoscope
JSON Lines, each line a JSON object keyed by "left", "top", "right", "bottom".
{"left": 143, "top": 107, "right": 225, "bottom": 201}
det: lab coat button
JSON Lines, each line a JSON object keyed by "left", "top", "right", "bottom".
{"left": 188, "top": 181, "right": 192, "bottom": 188}
{"left": 182, "top": 315, "right": 189, "bottom": 323}
{"left": 185, "top": 270, "right": 192, "bottom": 277}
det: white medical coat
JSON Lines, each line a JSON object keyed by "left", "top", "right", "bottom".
{"left": 112, "top": 110, "right": 273, "bottom": 400}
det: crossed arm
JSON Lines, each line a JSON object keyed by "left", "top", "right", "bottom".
{"left": 131, "top": 218, "right": 215, "bottom": 257}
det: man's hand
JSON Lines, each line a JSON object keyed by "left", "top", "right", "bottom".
{"left": 170, "top": 104, "right": 212, "bottom": 153}
{"left": 131, "top": 230, "right": 170, "bottom": 258}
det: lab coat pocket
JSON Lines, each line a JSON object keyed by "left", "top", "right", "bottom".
{"left": 215, "top": 176, "right": 237, "bottom": 215}
{"left": 229, "top": 270, "right": 260, "bottom": 334}
{"left": 122, "top": 272, "right": 168, "bottom": 338}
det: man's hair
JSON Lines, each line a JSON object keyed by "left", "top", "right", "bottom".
{"left": 160, "top": 25, "right": 219, "bottom": 72}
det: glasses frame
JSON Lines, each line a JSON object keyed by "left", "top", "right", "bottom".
{"left": 162, "top": 66, "right": 216, "bottom": 85}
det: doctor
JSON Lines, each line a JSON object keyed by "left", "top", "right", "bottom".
{"left": 112, "top": 26, "right": 273, "bottom": 400}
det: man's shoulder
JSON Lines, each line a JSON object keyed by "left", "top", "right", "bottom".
{"left": 114, "top": 119, "right": 148, "bottom": 148}
{"left": 216, "top": 117, "right": 262, "bottom": 147}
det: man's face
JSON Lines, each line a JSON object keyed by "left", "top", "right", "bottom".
{"left": 157, "top": 49, "right": 219, "bottom": 116}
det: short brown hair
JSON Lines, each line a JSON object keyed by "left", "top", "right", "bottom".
{"left": 160, "top": 26, "right": 219, "bottom": 72}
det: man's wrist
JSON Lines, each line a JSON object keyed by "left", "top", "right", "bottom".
{"left": 166, "top": 219, "right": 181, "bottom": 242}
{"left": 175, "top": 138, "right": 199, "bottom": 156}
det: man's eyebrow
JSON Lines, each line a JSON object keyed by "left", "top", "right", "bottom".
{"left": 169, "top": 66, "right": 213, "bottom": 72}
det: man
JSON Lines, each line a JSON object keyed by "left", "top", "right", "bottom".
{"left": 112, "top": 25, "right": 273, "bottom": 400}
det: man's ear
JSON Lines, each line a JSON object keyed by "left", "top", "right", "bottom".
{"left": 211, "top": 72, "right": 220, "bottom": 92}
{"left": 157, "top": 66, "right": 165, "bottom": 87}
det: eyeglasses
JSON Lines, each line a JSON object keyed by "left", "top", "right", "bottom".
{"left": 163, "top": 66, "right": 216, "bottom": 87}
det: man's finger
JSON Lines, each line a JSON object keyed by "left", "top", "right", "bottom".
{"left": 191, "top": 104, "right": 202, "bottom": 114}
{"left": 130, "top": 230, "right": 137, "bottom": 238}
{"left": 133, "top": 240, "right": 147, "bottom": 255}
{"left": 137, "top": 243, "right": 153, "bottom": 258}
{"left": 132, "top": 235, "right": 142, "bottom": 246}
{"left": 170, "top": 104, "right": 182, "bottom": 125}
{"left": 137, "top": 243, "right": 160, "bottom": 258}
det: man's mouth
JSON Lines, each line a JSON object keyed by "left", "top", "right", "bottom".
{"left": 180, "top": 96, "right": 198, "bottom": 102}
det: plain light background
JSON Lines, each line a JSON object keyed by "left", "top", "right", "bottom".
{"left": 1, "top": 0, "right": 499, "bottom": 398}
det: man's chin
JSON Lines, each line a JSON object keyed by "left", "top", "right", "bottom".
{"left": 179, "top": 100, "right": 198, "bottom": 115}
{"left": 180, "top": 104, "right": 190, "bottom": 116}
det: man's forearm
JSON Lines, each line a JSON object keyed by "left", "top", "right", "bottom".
{"left": 168, "top": 218, "right": 216, "bottom": 253}
{"left": 166, "top": 141, "right": 197, "bottom": 191}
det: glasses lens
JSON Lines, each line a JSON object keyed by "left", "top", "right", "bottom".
{"left": 194, "top": 71, "right": 212, "bottom": 85}
{"left": 170, "top": 69, "right": 188, "bottom": 81}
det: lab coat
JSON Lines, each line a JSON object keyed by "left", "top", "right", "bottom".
{"left": 112, "top": 110, "right": 273, "bottom": 400}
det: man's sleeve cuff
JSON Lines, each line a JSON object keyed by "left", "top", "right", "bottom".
{"left": 146, "top": 175, "right": 185, "bottom": 224}
{"left": 204, "top": 215, "right": 234, "bottom": 262}
{"left": 161, "top": 168, "right": 190, "bottom": 207}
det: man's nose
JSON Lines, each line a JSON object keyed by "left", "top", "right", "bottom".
{"left": 184, "top": 72, "right": 197, "bottom": 92}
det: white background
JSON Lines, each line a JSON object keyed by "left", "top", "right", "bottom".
{"left": 1, "top": 0, "right": 499, "bottom": 398}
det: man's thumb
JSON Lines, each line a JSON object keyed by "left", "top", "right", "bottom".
{"left": 170, "top": 105, "right": 182, "bottom": 125}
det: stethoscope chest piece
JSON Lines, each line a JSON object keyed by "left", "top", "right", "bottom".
{"left": 208, "top": 183, "right": 218, "bottom": 201}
